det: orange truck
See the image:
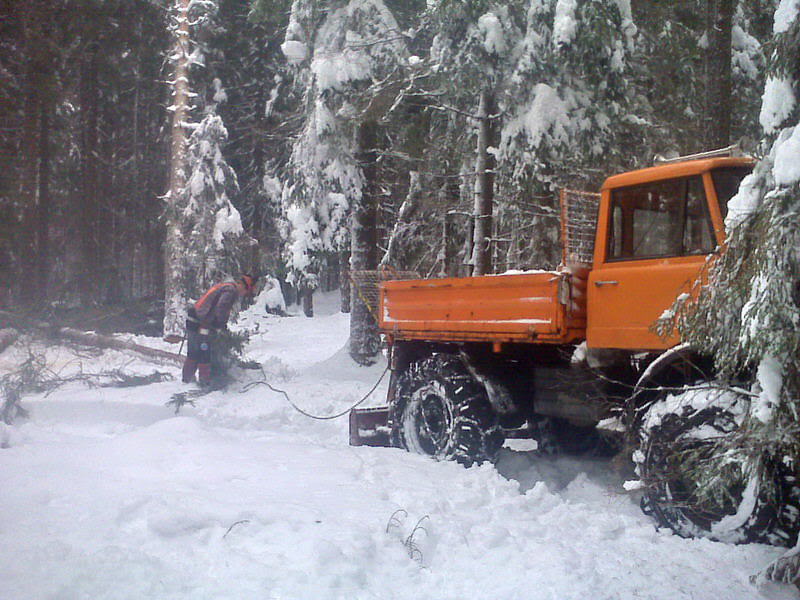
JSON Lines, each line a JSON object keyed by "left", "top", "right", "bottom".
{"left": 350, "top": 149, "right": 799, "bottom": 547}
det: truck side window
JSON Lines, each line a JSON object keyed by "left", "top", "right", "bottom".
{"left": 684, "top": 177, "right": 713, "bottom": 254}
{"left": 608, "top": 175, "right": 714, "bottom": 261}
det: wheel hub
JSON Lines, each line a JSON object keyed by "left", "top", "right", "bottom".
{"left": 410, "top": 386, "right": 452, "bottom": 455}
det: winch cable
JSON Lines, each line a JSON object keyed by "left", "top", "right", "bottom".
{"left": 239, "top": 364, "right": 390, "bottom": 421}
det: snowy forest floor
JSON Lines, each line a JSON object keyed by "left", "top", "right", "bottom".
{"left": 0, "top": 291, "right": 797, "bottom": 600}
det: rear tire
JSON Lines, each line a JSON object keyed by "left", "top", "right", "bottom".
{"left": 390, "top": 353, "right": 504, "bottom": 466}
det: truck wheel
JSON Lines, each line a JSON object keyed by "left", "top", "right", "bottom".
{"left": 391, "top": 353, "right": 504, "bottom": 466}
{"left": 635, "top": 389, "right": 799, "bottom": 545}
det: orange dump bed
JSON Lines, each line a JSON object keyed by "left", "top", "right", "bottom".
{"left": 379, "top": 270, "right": 587, "bottom": 345}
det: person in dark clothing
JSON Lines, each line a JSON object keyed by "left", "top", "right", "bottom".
{"left": 182, "top": 274, "right": 257, "bottom": 386}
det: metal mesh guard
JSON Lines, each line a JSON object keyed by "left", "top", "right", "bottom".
{"left": 350, "top": 268, "right": 420, "bottom": 317}
{"left": 560, "top": 189, "right": 601, "bottom": 266}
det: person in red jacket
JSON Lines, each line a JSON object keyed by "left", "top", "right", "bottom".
{"left": 182, "top": 274, "right": 257, "bottom": 386}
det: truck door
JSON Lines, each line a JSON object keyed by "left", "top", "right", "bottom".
{"left": 587, "top": 174, "right": 717, "bottom": 350}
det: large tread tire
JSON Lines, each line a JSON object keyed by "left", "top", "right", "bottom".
{"left": 390, "top": 353, "right": 504, "bottom": 466}
{"left": 635, "top": 388, "right": 800, "bottom": 546}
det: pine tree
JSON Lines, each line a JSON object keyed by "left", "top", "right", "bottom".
{"left": 676, "top": 1, "right": 800, "bottom": 580}
{"left": 279, "top": 0, "right": 408, "bottom": 362}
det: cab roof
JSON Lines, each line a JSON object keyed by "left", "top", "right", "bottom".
{"left": 601, "top": 157, "right": 755, "bottom": 192}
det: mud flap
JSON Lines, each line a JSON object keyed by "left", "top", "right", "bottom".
{"left": 349, "top": 406, "right": 392, "bottom": 447}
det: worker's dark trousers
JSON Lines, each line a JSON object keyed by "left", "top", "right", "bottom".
{"left": 184, "top": 320, "right": 212, "bottom": 385}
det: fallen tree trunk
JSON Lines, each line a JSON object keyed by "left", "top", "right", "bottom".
{"left": 57, "top": 328, "right": 183, "bottom": 365}
{"left": 0, "top": 310, "right": 183, "bottom": 365}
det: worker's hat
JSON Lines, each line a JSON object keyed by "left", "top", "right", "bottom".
{"left": 240, "top": 274, "right": 257, "bottom": 295}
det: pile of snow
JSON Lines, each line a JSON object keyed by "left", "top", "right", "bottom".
{"left": 0, "top": 290, "right": 796, "bottom": 599}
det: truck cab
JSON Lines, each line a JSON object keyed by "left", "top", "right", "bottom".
{"left": 587, "top": 157, "right": 753, "bottom": 350}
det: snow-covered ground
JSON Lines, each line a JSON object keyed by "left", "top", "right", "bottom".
{"left": 0, "top": 291, "right": 796, "bottom": 600}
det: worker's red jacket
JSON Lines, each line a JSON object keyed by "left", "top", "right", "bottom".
{"left": 189, "top": 282, "right": 238, "bottom": 330}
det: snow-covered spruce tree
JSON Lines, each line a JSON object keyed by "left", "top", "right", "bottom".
{"left": 210, "top": 1, "right": 294, "bottom": 278}
{"left": 163, "top": 0, "right": 249, "bottom": 340}
{"left": 673, "top": 0, "right": 800, "bottom": 572}
{"left": 730, "top": 0, "right": 772, "bottom": 147}
{"left": 182, "top": 114, "right": 247, "bottom": 292}
{"left": 279, "top": 0, "right": 360, "bottom": 315}
{"left": 391, "top": 1, "right": 637, "bottom": 276}
{"left": 423, "top": 2, "right": 524, "bottom": 275}
{"left": 630, "top": 0, "right": 773, "bottom": 157}
{"left": 496, "top": 0, "right": 637, "bottom": 268}
{"left": 164, "top": 112, "right": 247, "bottom": 341}
{"left": 280, "top": 0, "right": 407, "bottom": 363}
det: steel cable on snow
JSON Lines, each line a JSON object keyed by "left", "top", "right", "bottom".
{"left": 239, "top": 365, "right": 390, "bottom": 420}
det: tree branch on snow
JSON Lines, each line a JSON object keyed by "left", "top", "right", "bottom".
{"left": 1, "top": 338, "right": 174, "bottom": 426}
{"left": 752, "top": 540, "right": 800, "bottom": 589}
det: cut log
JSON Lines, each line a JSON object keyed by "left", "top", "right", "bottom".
{"left": 57, "top": 327, "right": 183, "bottom": 365}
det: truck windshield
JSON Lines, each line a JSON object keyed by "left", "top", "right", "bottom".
{"left": 607, "top": 175, "right": 715, "bottom": 261}
{"left": 711, "top": 167, "right": 752, "bottom": 220}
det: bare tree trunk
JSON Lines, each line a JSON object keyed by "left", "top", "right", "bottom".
{"left": 380, "top": 171, "right": 421, "bottom": 268}
{"left": 509, "top": 209, "right": 522, "bottom": 271}
{"left": 79, "top": 42, "right": 100, "bottom": 305}
{"left": 302, "top": 287, "right": 314, "bottom": 317}
{"left": 163, "top": 0, "right": 191, "bottom": 341}
{"left": 440, "top": 180, "right": 462, "bottom": 278}
{"left": 471, "top": 89, "right": 496, "bottom": 276}
{"left": 340, "top": 249, "right": 351, "bottom": 313}
{"left": 16, "top": 1, "right": 44, "bottom": 306}
{"left": 442, "top": 211, "right": 454, "bottom": 277}
{"left": 35, "top": 101, "right": 50, "bottom": 303}
{"left": 101, "top": 94, "right": 120, "bottom": 303}
{"left": 703, "top": 0, "right": 734, "bottom": 148}
{"left": 349, "top": 120, "right": 381, "bottom": 365}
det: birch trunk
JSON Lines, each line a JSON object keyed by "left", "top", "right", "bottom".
{"left": 471, "top": 89, "right": 496, "bottom": 277}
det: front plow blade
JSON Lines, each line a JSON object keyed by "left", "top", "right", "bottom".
{"left": 349, "top": 406, "right": 392, "bottom": 447}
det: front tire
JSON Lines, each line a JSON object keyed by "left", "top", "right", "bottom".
{"left": 390, "top": 353, "right": 504, "bottom": 466}
{"left": 635, "top": 386, "right": 798, "bottom": 545}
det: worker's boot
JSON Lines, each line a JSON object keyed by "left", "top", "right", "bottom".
{"left": 197, "top": 363, "right": 212, "bottom": 388}
{"left": 182, "top": 359, "right": 198, "bottom": 383}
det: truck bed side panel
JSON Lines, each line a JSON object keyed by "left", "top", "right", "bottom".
{"left": 379, "top": 272, "right": 586, "bottom": 344}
